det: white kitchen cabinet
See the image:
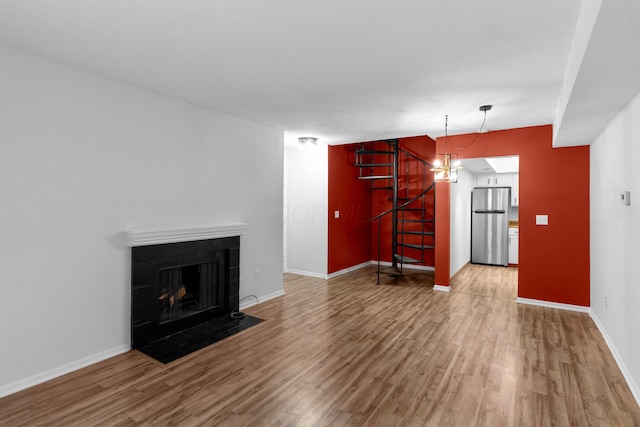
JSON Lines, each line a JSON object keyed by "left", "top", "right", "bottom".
{"left": 495, "top": 174, "right": 513, "bottom": 187}
{"left": 475, "top": 173, "right": 513, "bottom": 188}
{"left": 475, "top": 174, "right": 493, "bottom": 187}
{"left": 511, "top": 173, "right": 519, "bottom": 206}
{"left": 508, "top": 228, "right": 519, "bottom": 265}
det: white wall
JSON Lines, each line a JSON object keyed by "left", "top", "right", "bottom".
{"left": 0, "top": 45, "right": 284, "bottom": 394}
{"left": 508, "top": 206, "right": 519, "bottom": 222}
{"left": 450, "top": 168, "right": 474, "bottom": 276}
{"left": 283, "top": 144, "right": 328, "bottom": 277}
{"left": 590, "top": 91, "right": 640, "bottom": 404}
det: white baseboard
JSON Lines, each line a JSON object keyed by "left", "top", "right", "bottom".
{"left": 373, "top": 260, "right": 435, "bottom": 272}
{"left": 516, "top": 297, "right": 590, "bottom": 313}
{"left": 239, "top": 289, "right": 285, "bottom": 310}
{"left": 285, "top": 268, "right": 328, "bottom": 279}
{"left": 327, "top": 261, "right": 371, "bottom": 279}
{"left": 433, "top": 285, "right": 450, "bottom": 292}
{"left": 590, "top": 311, "right": 640, "bottom": 408}
{"left": 0, "top": 344, "right": 129, "bottom": 399}
{"left": 286, "top": 261, "right": 435, "bottom": 280}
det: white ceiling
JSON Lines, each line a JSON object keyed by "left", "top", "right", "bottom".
{"left": 0, "top": 1, "right": 638, "bottom": 148}
{"left": 460, "top": 156, "right": 519, "bottom": 175}
{"left": 458, "top": 158, "right": 495, "bottom": 175}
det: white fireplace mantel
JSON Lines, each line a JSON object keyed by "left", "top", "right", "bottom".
{"left": 125, "top": 223, "right": 248, "bottom": 247}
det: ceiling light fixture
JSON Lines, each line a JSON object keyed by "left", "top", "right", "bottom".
{"left": 433, "top": 105, "right": 492, "bottom": 183}
{"left": 298, "top": 137, "right": 318, "bottom": 146}
{"left": 432, "top": 153, "right": 462, "bottom": 183}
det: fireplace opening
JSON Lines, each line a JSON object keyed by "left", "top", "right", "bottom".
{"left": 159, "top": 262, "right": 219, "bottom": 323}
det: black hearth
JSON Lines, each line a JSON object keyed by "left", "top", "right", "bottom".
{"left": 131, "top": 237, "right": 240, "bottom": 349}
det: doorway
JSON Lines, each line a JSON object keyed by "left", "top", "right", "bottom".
{"left": 450, "top": 156, "right": 519, "bottom": 295}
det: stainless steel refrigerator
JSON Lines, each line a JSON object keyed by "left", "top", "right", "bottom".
{"left": 471, "top": 187, "right": 510, "bottom": 266}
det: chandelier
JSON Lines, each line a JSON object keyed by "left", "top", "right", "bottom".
{"left": 432, "top": 153, "right": 462, "bottom": 183}
{"left": 433, "top": 105, "right": 492, "bottom": 183}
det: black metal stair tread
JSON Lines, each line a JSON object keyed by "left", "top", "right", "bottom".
{"left": 355, "top": 163, "right": 394, "bottom": 167}
{"left": 398, "top": 243, "right": 435, "bottom": 250}
{"left": 391, "top": 200, "right": 427, "bottom": 206}
{"left": 358, "top": 175, "right": 393, "bottom": 180}
{"left": 401, "top": 219, "right": 435, "bottom": 222}
{"left": 356, "top": 150, "right": 395, "bottom": 155}
{"left": 398, "top": 184, "right": 430, "bottom": 191}
{"left": 398, "top": 231, "right": 435, "bottom": 236}
{"left": 372, "top": 186, "right": 393, "bottom": 190}
{"left": 394, "top": 255, "right": 422, "bottom": 263}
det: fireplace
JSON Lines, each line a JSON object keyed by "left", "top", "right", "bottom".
{"left": 158, "top": 262, "right": 221, "bottom": 324}
{"left": 128, "top": 227, "right": 243, "bottom": 350}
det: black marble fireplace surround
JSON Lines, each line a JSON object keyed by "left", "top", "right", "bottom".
{"left": 131, "top": 237, "right": 240, "bottom": 350}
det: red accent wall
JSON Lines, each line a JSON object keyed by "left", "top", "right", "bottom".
{"left": 328, "top": 136, "right": 436, "bottom": 274}
{"left": 328, "top": 145, "right": 373, "bottom": 273}
{"left": 435, "top": 125, "right": 590, "bottom": 307}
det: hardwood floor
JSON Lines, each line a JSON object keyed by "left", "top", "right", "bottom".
{"left": 450, "top": 263, "right": 518, "bottom": 301}
{"left": 1, "top": 264, "right": 639, "bottom": 426}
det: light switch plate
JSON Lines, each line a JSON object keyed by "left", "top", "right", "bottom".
{"left": 334, "top": 210, "right": 340, "bottom": 218}
{"left": 536, "top": 215, "right": 549, "bottom": 225}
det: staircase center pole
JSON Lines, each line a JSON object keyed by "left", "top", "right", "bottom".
{"left": 391, "top": 139, "right": 399, "bottom": 269}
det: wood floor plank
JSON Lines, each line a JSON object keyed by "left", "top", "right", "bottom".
{"left": 1, "top": 264, "right": 639, "bottom": 426}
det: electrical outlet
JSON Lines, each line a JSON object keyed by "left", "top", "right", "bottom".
{"left": 622, "top": 191, "right": 631, "bottom": 206}
{"left": 605, "top": 296, "right": 608, "bottom": 309}
{"left": 255, "top": 269, "right": 262, "bottom": 281}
